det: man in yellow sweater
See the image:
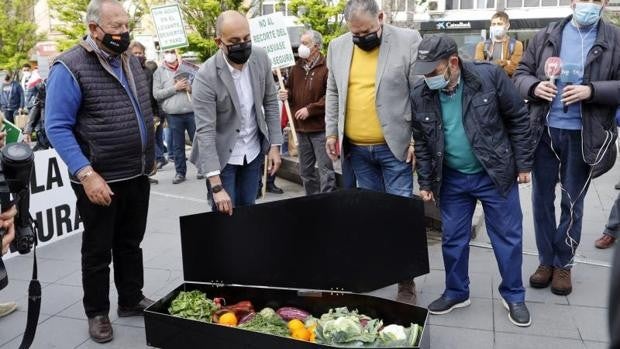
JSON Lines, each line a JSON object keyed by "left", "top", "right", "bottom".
{"left": 325, "top": 0, "right": 421, "bottom": 303}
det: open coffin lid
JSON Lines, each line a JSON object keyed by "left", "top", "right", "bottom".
{"left": 179, "top": 189, "right": 430, "bottom": 292}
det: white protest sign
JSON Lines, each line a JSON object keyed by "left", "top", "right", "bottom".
{"left": 249, "top": 13, "right": 296, "bottom": 69}
{"left": 4, "top": 149, "right": 83, "bottom": 259}
{"left": 151, "top": 4, "right": 189, "bottom": 51}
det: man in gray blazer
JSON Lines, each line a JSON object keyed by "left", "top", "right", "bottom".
{"left": 324, "top": 0, "right": 421, "bottom": 303}
{"left": 190, "top": 10, "right": 283, "bottom": 215}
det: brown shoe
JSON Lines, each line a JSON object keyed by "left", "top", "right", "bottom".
{"left": 396, "top": 280, "right": 417, "bottom": 305}
{"left": 551, "top": 268, "right": 572, "bottom": 296}
{"left": 529, "top": 265, "right": 553, "bottom": 288}
{"left": 595, "top": 234, "right": 616, "bottom": 249}
{"left": 88, "top": 315, "right": 113, "bottom": 343}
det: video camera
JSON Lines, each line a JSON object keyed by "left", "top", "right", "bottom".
{"left": 0, "top": 142, "right": 35, "bottom": 290}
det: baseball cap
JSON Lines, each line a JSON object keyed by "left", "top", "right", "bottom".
{"left": 413, "top": 34, "right": 458, "bottom": 75}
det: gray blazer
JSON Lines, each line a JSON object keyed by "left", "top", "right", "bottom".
{"left": 189, "top": 47, "right": 283, "bottom": 174}
{"left": 325, "top": 24, "right": 422, "bottom": 161}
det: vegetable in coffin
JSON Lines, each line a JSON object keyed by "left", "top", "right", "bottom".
{"left": 167, "top": 290, "right": 218, "bottom": 322}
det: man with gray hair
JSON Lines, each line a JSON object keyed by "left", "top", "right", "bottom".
{"left": 325, "top": 0, "right": 422, "bottom": 303}
{"left": 45, "top": 0, "right": 155, "bottom": 342}
{"left": 279, "top": 30, "right": 336, "bottom": 195}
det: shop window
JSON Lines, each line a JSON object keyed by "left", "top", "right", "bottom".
{"left": 446, "top": 0, "right": 458, "bottom": 10}
{"left": 461, "top": 0, "right": 474, "bottom": 9}
{"left": 524, "top": 0, "right": 540, "bottom": 6}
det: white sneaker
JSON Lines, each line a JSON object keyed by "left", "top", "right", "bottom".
{"left": 0, "top": 302, "right": 17, "bottom": 318}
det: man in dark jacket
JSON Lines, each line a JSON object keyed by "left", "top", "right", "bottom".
{"left": 0, "top": 72, "right": 24, "bottom": 123}
{"left": 45, "top": 0, "right": 155, "bottom": 343}
{"left": 513, "top": 0, "right": 620, "bottom": 296}
{"left": 279, "top": 30, "right": 336, "bottom": 195}
{"left": 411, "top": 34, "right": 533, "bottom": 327}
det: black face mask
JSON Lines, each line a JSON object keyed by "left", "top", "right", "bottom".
{"left": 225, "top": 41, "right": 252, "bottom": 65}
{"left": 97, "top": 25, "right": 130, "bottom": 55}
{"left": 352, "top": 29, "right": 382, "bottom": 51}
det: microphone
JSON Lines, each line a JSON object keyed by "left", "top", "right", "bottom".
{"left": 544, "top": 57, "right": 562, "bottom": 85}
{"left": 561, "top": 63, "right": 582, "bottom": 113}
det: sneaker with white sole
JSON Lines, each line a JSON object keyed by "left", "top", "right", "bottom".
{"left": 428, "top": 295, "right": 471, "bottom": 315}
{"left": 501, "top": 298, "right": 531, "bottom": 327}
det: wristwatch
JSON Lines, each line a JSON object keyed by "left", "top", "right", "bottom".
{"left": 212, "top": 184, "right": 224, "bottom": 193}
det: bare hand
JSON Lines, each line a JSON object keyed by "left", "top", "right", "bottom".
{"left": 517, "top": 172, "right": 531, "bottom": 184}
{"left": 1, "top": 206, "right": 17, "bottom": 255}
{"left": 406, "top": 145, "right": 415, "bottom": 168}
{"left": 294, "top": 107, "right": 309, "bottom": 120}
{"left": 420, "top": 190, "right": 434, "bottom": 202}
{"left": 213, "top": 190, "right": 233, "bottom": 216}
{"left": 268, "top": 146, "right": 282, "bottom": 176}
{"left": 81, "top": 169, "right": 114, "bottom": 206}
{"left": 534, "top": 81, "right": 558, "bottom": 102}
{"left": 174, "top": 79, "right": 189, "bottom": 92}
{"left": 22, "top": 133, "right": 31, "bottom": 144}
{"left": 0, "top": 131, "right": 6, "bottom": 148}
{"left": 278, "top": 89, "right": 288, "bottom": 101}
{"left": 326, "top": 137, "right": 338, "bottom": 161}
{"left": 561, "top": 85, "right": 592, "bottom": 106}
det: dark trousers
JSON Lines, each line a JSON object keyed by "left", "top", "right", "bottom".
{"left": 532, "top": 127, "right": 591, "bottom": 268}
{"left": 297, "top": 131, "right": 336, "bottom": 195}
{"left": 154, "top": 119, "right": 166, "bottom": 162}
{"left": 72, "top": 176, "right": 150, "bottom": 318}
{"left": 212, "top": 155, "right": 262, "bottom": 210}
{"left": 1, "top": 109, "right": 17, "bottom": 123}
{"left": 604, "top": 193, "right": 620, "bottom": 239}
{"left": 440, "top": 167, "right": 525, "bottom": 303}
{"left": 168, "top": 113, "right": 196, "bottom": 176}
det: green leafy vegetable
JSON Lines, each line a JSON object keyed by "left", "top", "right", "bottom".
{"left": 168, "top": 290, "right": 218, "bottom": 322}
{"left": 238, "top": 307, "right": 289, "bottom": 337}
{"left": 315, "top": 307, "right": 382, "bottom": 346}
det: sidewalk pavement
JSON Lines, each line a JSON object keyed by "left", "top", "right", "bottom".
{"left": 0, "top": 156, "right": 617, "bottom": 348}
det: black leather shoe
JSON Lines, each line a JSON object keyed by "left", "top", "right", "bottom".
{"left": 117, "top": 297, "right": 155, "bottom": 317}
{"left": 88, "top": 315, "right": 113, "bottom": 343}
{"left": 502, "top": 299, "right": 531, "bottom": 327}
{"left": 266, "top": 184, "right": 284, "bottom": 194}
{"left": 428, "top": 295, "right": 471, "bottom": 315}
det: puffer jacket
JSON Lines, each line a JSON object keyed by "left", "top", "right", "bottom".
{"left": 411, "top": 61, "right": 533, "bottom": 199}
{"left": 513, "top": 16, "right": 620, "bottom": 177}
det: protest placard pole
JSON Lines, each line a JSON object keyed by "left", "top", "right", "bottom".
{"left": 275, "top": 68, "right": 298, "bottom": 146}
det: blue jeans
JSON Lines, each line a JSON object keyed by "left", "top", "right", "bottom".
{"left": 440, "top": 167, "right": 525, "bottom": 303}
{"left": 349, "top": 144, "right": 413, "bottom": 197}
{"left": 164, "top": 127, "right": 173, "bottom": 160}
{"left": 532, "top": 127, "right": 591, "bottom": 268}
{"left": 167, "top": 113, "right": 196, "bottom": 176}
{"left": 213, "top": 155, "right": 262, "bottom": 210}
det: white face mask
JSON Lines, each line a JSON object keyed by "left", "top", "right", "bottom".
{"left": 164, "top": 53, "right": 177, "bottom": 64}
{"left": 298, "top": 44, "right": 312, "bottom": 59}
{"left": 22, "top": 71, "right": 31, "bottom": 80}
{"left": 490, "top": 25, "right": 506, "bottom": 40}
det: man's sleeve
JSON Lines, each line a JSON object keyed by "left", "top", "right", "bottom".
{"left": 191, "top": 66, "right": 221, "bottom": 175}
{"left": 325, "top": 41, "right": 339, "bottom": 138}
{"left": 496, "top": 67, "right": 534, "bottom": 172}
{"left": 45, "top": 63, "right": 90, "bottom": 176}
{"left": 152, "top": 68, "right": 176, "bottom": 102}
{"left": 263, "top": 59, "right": 283, "bottom": 146}
{"left": 504, "top": 40, "right": 524, "bottom": 77}
{"left": 474, "top": 42, "right": 485, "bottom": 61}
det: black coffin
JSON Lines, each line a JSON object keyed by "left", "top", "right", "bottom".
{"left": 145, "top": 189, "right": 431, "bottom": 348}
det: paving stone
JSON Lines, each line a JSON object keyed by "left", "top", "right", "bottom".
{"left": 0, "top": 316, "right": 90, "bottom": 349}
{"left": 428, "top": 296, "right": 494, "bottom": 331}
{"left": 494, "top": 302, "right": 581, "bottom": 339}
{"left": 75, "top": 325, "right": 150, "bottom": 349}
{"left": 0, "top": 311, "right": 51, "bottom": 347}
{"left": 494, "top": 332, "right": 585, "bottom": 349}
{"left": 428, "top": 325, "right": 493, "bottom": 349}
{"left": 570, "top": 305, "right": 610, "bottom": 343}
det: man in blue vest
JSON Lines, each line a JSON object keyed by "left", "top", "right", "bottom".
{"left": 45, "top": 0, "right": 155, "bottom": 343}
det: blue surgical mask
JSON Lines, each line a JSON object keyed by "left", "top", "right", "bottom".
{"left": 573, "top": 2, "right": 602, "bottom": 27}
{"left": 424, "top": 67, "right": 450, "bottom": 90}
